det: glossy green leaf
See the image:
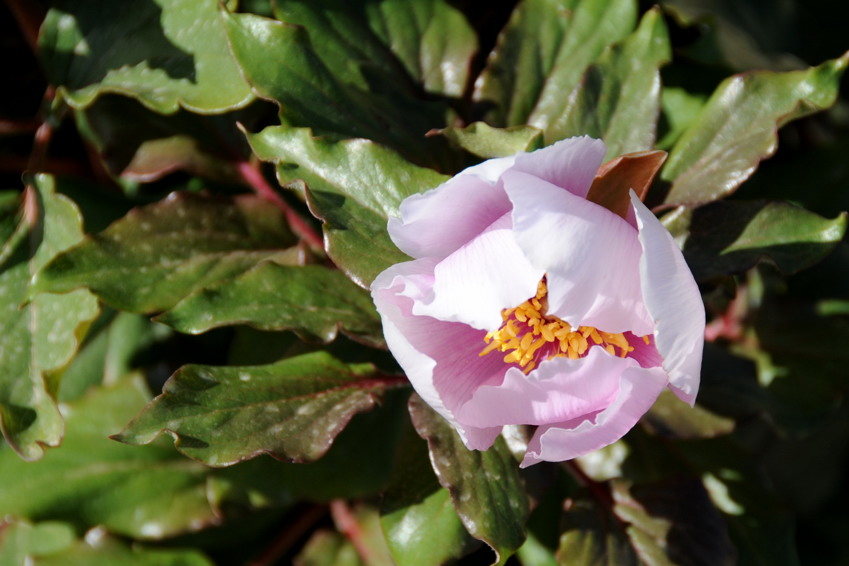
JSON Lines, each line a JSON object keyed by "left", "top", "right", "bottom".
{"left": 661, "top": 53, "right": 849, "bottom": 205}
{"left": 438, "top": 122, "right": 543, "bottom": 159}
{"left": 32, "top": 192, "right": 300, "bottom": 313}
{"left": 156, "top": 263, "right": 383, "bottom": 347}
{"left": 662, "top": 200, "right": 847, "bottom": 280}
{"left": 546, "top": 7, "right": 671, "bottom": 159}
{"left": 225, "top": 1, "right": 474, "bottom": 168}
{"left": 0, "top": 175, "right": 99, "bottom": 460}
{"left": 381, "top": 408, "right": 474, "bottom": 566}
{"left": 474, "top": 0, "right": 637, "bottom": 142}
{"left": 0, "top": 519, "right": 76, "bottom": 565}
{"left": 38, "top": 0, "right": 253, "bottom": 113}
{"left": 611, "top": 478, "right": 735, "bottom": 565}
{"left": 409, "top": 395, "right": 528, "bottom": 564}
{"left": 247, "top": 126, "right": 448, "bottom": 287}
{"left": 0, "top": 376, "right": 217, "bottom": 539}
{"left": 115, "top": 351, "right": 404, "bottom": 466}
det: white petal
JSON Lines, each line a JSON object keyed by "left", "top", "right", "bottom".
{"left": 512, "top": 136, "right": 606, "bottom": 199}
{"left": 503, "top": 170, "right": 653, "bottom": 335}
{"left": 457, "top": 348, "right": 629, "bottom": 427}
{"left": 630, "top": 192, "right": 704, "bottom": 405}
{"left": 414, "top": 213, "right": 544, "bottom": 330}
{"left": 521, "top": 365, "right": 668, "bottom": 466}
{"left": 387, "top": 158, "right": 515, "bottom": 259}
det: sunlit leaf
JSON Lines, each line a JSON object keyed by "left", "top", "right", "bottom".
{"left": 436, "top": 122, "right": 543, "bottom": 159}
{"left": 474, "top": 0, "right": 637, "bottom": 143}
{"left": 32, "top": 192, "right": 300, "bottom": 313}
{"left": 225, "top": 0, "right": 475, "bottom": 168}
{"left": 115, "top": 352, "right": 405, "bottom": 466}
{"left": 409, "top": 395, "right": 528, "bottom": 564}
{"left": 156, "top": 263, "right": 383, "bottom": 347}
{"left": 0, "top": 519, "right": 76, "bottom": 564}
{"left": 39, "top": 0, "right": 253, "bottom": 113}
{"left": 246, "top": 126, "right": 448, "bottom": 287}
{"left": 0, "top": 175, "right": 99, "bottom": 460}
{"left": 661, "top": 53, "right": 849, "bottom": 205}
{"left": 545, "top": 7, "right": 671, "bottom": 157}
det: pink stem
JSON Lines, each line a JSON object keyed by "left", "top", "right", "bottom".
{"left": 330, "top": 500, "right": 375, "bottom": 564}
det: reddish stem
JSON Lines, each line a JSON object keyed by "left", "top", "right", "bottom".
{"left": 235, "top": 160, "right": 324, "bottom": 251}
{"left": 247, "top": 504, "right": 327, "bottom": 566}
{"left": 330, "top": 500, "right": 375, "bottom": 564}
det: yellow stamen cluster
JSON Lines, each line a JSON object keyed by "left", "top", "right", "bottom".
{"left": 479, "top": 279, "right": 650, "bottom": 373}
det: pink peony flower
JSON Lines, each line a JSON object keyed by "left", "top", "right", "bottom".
{"left": 371, "top": 137, "right": 704, "bottom": 467}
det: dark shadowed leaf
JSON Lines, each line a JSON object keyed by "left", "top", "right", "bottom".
{"left": 156, "top": 263, "right": 383, "bottom": 347}
{"left": 556, "top": 495, "right": 636, "bottom": 566}
{"left": 75, "top": 95, "right": 272, "bottom": 183}
{"left": 114, "top": 351, "right": 403, "bottom": 466}
{"left": 611, "top": 478, "right": 736, "bottom": 565}
{"left": 546, "top": 7, "right": 671, "bottom": 157}
{"left": 246, "top": 126, "right": 448, "bottom": 287}
{"left": 38, "top": 0, "right": 253, "bottom": 113}
{"left": 0, "top": 376, "right": 217, "bottom": 539}
{"left": 662, "top": 200, "right": 847, "bottom": 280}
{"left": 474, "top": 0, "right": 637, "bottom": 143}
{"left": 32, "top": 192, "right": 300, "bottom": 313}
{"left": 643, "top": 390, "right": 735, "bottom": 439}
{"left": 30, "top": 530, "right": 213, "bottom": 566}
{"left": 660, "top": 53, "right": 849, "bottom": 206}
{"left": 0, "top": 176, "right": 99, "bottom": 460}
{"left": 409, "top": 395, "right": 528, "bottom": 565}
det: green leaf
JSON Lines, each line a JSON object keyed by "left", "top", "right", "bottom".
{"left": 556, "top": 496, "right": 636, "bottom": 566}
{"left": 438, "top": 122, "right": 543, "bottom": 159}
{"left": 156, "top": 263, "right": 383, "bottom": 347}
{"left": 31, "top": 531, "right": 213, "bottom": 566}
{"left": 660, "top": 53, "right": 849, "bottom": 206}
{"left": 611, "top": 478, "right": 736, "bottom": 565}
{"left": 115, "top": 351, "right": 404, "bottom": 466}
{"left": 295, "top": 530, "right": 365, "bottom": 566}
{"left": 32, "top": 192, "right": 300, "bottom": 313}
{"left": 546, "top": 7, "right": 671, "bottom": 159}
{"left": 246, "top": 126, "right": 448, "bottom": 287}
{"left": 0, "top": 519, "right": 76, "bottom": 564}
{"left": 662, "top": 200, "right": 847, "bottom": 280}
{"left": 0, "top": 175, "right": 100, "bottom": 460}
{"left": 409, "top": 394, "right": 529, "bottom": 564}
{"left": 474, "top": 0, "right": 637, "bottom": 143}
{"left": 0, "top": 376, "right": 217, "bottom": 539}
{"left": 381, "top": 408, "right": 474, "bottom": 566}
{"left": 225, "top": 1, "right": 475, "bottom": 167}
{"left": 38, "top": 0, "right": 253, "bottom": 113}
{"left": 643, "top": 390, "right": 735, "bottom": 440}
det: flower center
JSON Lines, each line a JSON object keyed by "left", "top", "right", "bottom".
{"left": 479, "top": 278, "right": 651, "bottom": 373}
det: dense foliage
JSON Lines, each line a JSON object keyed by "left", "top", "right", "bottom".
{"left": 1, "top": 0, "right": 849, "bottom": 564}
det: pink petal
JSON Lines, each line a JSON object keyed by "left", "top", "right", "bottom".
{"left": 456, "top": 348, "right": 628, "bottom": 427}
{"left": 387, "top": 158, "right": 515, "bottom": 259}
{"left": 630, "top": 192, "right": 704, "bottom": 405}
{"left": 413, "top": 213, "right": 544, "bottom": 331}
{"left": 503, "top": 170, "right": 653, "bottom": 335}
{"left": 512, "top": 136, "right": 606, "bottom": 199}
{"left": 371, "top": 259, "right": 504, "bottom": 450}
{"left": 520, "top": 365, "right": 668, "bottom": 466}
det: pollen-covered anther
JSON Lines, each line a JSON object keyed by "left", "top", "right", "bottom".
{"left": 479, "top": 277, "right": 648, "bottom": 373}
